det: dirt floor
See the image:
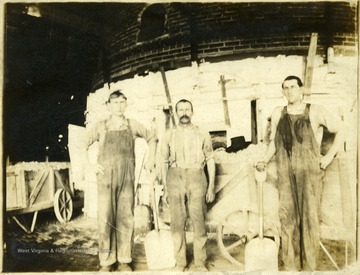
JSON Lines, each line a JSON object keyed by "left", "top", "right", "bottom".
{"left": 3, "top": 201, "right": 358, "bottom": 273}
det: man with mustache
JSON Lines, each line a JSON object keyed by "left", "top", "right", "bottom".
{"left": 256, "top": 76, "right": 345, "bottom": 271}
{"left": 161, "top": 99, "right": 215, "bottom": 272}
{"left": 83, "top": 90, "right": 157, "bottom": 272}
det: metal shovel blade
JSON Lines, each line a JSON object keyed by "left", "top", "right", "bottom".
{"left": 245, "top": 237, "right": 278, "bottom": 271}
{"left": 134, "top": 205, "right": 153, "bottom": 237}
{"left": 245, "top": 169, "right": 279, "bottom": 271}
{"left": 144, "top": 229, "right": 176, "bottom": 270}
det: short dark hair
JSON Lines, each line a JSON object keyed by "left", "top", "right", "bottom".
{"left": 175, "top": 99, "right": 193, "bottom": 112}
{"left": 282, "top": 76, "right": 303, "bottom": 89}
{"left": 108, "top": 90, "right": 127, "bottom": 102}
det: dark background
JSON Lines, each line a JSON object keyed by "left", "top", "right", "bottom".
{"left": 4, "top": 3, "right": 105, "bottom": 162}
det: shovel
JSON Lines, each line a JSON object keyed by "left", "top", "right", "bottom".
{"left": 245, "top": 169, "right": 278, "bottom": 271}
{"left": 145, "top": 176, "right": 176, "bottom": 270}
{"left": 134, "top": 151, "right": 153, "bottom": 238}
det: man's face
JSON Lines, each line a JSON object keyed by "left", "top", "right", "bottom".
{"left": 176, "top": 102, "right": 193, "bottom": 125}
{"left": 107, "top": 96, "right": 127, "bottom": 116}
{"left": 282, "top": 79, "right": 303, "bottom": 104}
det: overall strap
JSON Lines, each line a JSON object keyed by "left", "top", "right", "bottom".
{"left": 195, "top": 126, "right": 201, "bottom": 165}
{"left": 126, "top": 119, "right": 134, "bottom": 136}
{"left": 283, "top": 106, "right": 288, "bottom": 115}
{"left": 126, "top": 119, "right": 131, "bottom": 130}
{"left": 170, "top": 127, "right": 177, "bottom": 166}
{"left": 304, "top": 103, "right": 311, "bottom": 116}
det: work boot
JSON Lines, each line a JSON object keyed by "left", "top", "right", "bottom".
{"left": 99, "top": 265, "right": 113, "bottom": 272}
{"left": 171, "top": 264, "right": 186, "bottom": 272}
{"left": 116, "top": 262, "right": 132, "bottom": 272}
{"left": 194, "top": 264, "right": 208, "bottom": 272}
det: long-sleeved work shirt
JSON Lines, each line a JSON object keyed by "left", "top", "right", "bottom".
{"left": 86, "top": 117, "right": 157, "bottom": 153}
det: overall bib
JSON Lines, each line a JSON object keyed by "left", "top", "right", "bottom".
{"left": 97, "top": 124, "right": 135, "bottom": 267}
{"left": 275, "top": 104, "right": 323, "bottom": 271}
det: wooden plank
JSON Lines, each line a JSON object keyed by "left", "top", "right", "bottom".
{"left": 320, "top": 224, "right": 355, "bottom": 242}
{"left": 54, "top": 170, "right": 72, "bottom": 196}
{"left": 12, "top": 216, "right": 30, "bottom": 233}
{"left": 255, "top": 99, "right": 262, "bottom": 143}
{"left": 303, "top": 33, "right": 318, "bottom": 95}
{"left": 6, "top": 172, "right": 23, "bottom": 210}
{"left": 8, "top": 201, "right": 54, "bottom": 215}
{"left": 22, "top": 170, "right": 28, "bottom": 208}
{"left": 208, "top": 164, "right": 249, "bottom": 210}
{"left": 29, "top": 170, "right": 49, "bottom": 205}
{"left": 219, "top": 75, "right": 231, "bottom": 127}
{"left": 215, "top": 175, "right": 234, "bottom": 193}
{"left": 160, "top": 66, "right": 176, "bottom": 127}
{"left": 30, "top": 211, "right": 39, "bottom": 233}
{"left": 49, "top": 169, "right": 55, "bottom": 198}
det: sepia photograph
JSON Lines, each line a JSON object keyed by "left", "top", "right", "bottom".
{"left": 1, "top": 0, "right": 359, "bottom": 273}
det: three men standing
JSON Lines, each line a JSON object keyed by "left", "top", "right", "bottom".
{"left": 256, "top": 76, "right": 345, "bottom": 270}
{"left": 85, "top": 79, "right": 345, "bottom": 272}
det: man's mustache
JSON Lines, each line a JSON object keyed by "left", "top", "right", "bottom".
{"left": 180, "top": 115, "right": 190, "bottom": 120}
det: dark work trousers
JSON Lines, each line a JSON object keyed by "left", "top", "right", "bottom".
{"left": 167, "top": 167, "right": 208, "bottom": 267}
{"left": 96, "top": 127, "right": 135, "bottom": 267}
{"left": 275, "top": 104, "right": 323, "bottom": 271}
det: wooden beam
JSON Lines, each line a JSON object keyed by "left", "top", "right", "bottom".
{"left": 29, "top": 170, "right": 49, "bottom": 205}
{"left": 12, "top": 216, "right": 30, "bottom": 233}
{"left": 30, "top": 211, "right": 39, "bottom": 233}
{"left": 8, "top": 201, "right": 55, "bottom": 215}
{"left": 208, "top": 163, "right": 248, "bottom": 210}
{"left": 219, "top": 75, "right": 231, "bottom": 127}
{"left": 304, "top": 33, "right": 318, "bottom": 96}
{"left": 54, "top": 170, "right": 73, "bottom": 196}
{"left": 160, "top": 66, "right": 176, "bottom": 127}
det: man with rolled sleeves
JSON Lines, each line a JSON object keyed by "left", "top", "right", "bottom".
{"left": 84, "top": 90, "right": 157, "bottom": 272}
{"left": 161, "top": 99, "right": 215, "bottom": 272}
{"left": 256, "top": 76, "right": 345, "bottom": 271}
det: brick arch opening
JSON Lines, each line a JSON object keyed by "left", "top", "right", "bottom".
{"left": 137, "top": 4, "right": 167, "bottom": 42}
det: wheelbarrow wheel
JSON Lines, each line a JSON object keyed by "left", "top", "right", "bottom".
{"left": 217, "top": 210, "right": 255, "bottom": 269}
{"left": 54, "top": 189, "right": 73, "bottom": 223}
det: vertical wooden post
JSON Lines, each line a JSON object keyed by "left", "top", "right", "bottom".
{"left": 219, "top": 75, "right": 231, "bottom": 127}
{"left": 304, "top": 33, "right": 318, "bottom": 96}
{"left": 357, "top": 3, "right": 360, "bottom": 262}
{"left": 160, "top": 66, "right": 176, "bottom": 127}
{"left": 49, "top": 168, "right": 55, "bottom": 198}
{"left": 327, "top": 47, "right": 336, "bottom": 74}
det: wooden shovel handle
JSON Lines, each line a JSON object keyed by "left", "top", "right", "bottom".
{"left": 151, "top": 176, "right": 161, "bottom": 232}
{"left": 254, "top": 169, "right": 266, "bottom": 239}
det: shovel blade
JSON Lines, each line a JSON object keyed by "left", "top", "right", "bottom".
{"left": 134, "top": 205, "right": 153, "bottom": 237}
{"left": 245, "top": 238, "right": 278, "bottom": 272}
{"left": 145, "top": 229, "right": 176, "bottom": 270}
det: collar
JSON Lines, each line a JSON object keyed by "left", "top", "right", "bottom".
{"left": 105, "top": 116, "right": 128, "bottom": 130}
{"left": 176, "top": 123, "right": 195, "bottom": 130}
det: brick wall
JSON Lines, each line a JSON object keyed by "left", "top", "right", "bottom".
{"left": 92, "top": 1, "right": 357, "bottom": 90}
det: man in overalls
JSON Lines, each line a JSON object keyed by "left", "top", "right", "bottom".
{"left": 160, "top": 99, "right": 215, "bottom": 272}
{"left": 84, "top": 91, "right": 157, "bottom": 271}
{"left": 256, "top": 76, "right": 345, "bottom": 270}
